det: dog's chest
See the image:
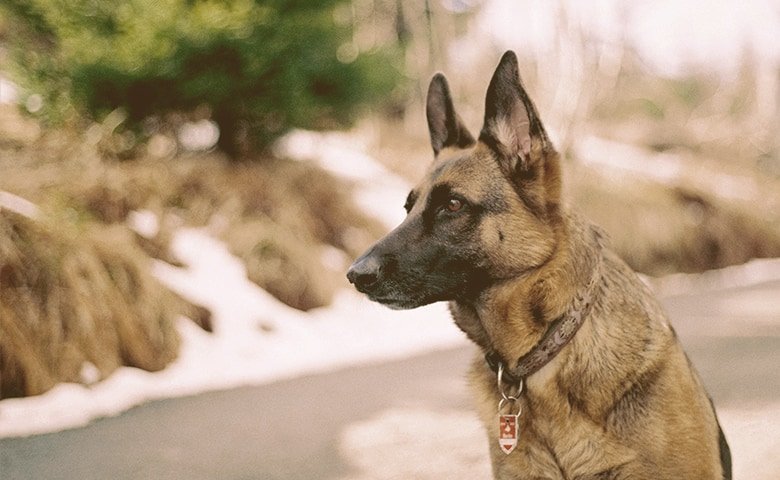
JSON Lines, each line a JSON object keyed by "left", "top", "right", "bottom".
{"left": 471, "top": 363, "right": 635, "bottom": 479}
{"left": 492, "top": 414, "right": 634, "bottom": 479}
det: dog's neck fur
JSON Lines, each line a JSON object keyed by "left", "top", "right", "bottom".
{"left": 450, "top": 212, "right": 603, "bottom": 382}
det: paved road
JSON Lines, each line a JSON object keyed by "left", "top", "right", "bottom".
{"left": 1, "top": 280, "right": 778, "bottom": 479}
{"left": 0, "top": 346, "right": 477, "bottom": 480}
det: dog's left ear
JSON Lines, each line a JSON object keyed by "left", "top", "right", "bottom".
{"left": 480, "top": 51, "right": 553, "bottom": 174}
{"left": 480, "top": 51, "right": 560, "bottom": 218}
{"left": 426, "top": 73, "right": 476, "bottom": 156}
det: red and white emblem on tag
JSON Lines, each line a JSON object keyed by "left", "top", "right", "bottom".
{"left": 498, "top": 414, "right": 518, "bottom": 454}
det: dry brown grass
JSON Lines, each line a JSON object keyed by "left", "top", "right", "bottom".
{"left": 567, "top": 163, "right": 780, "bottom": 276}
{"left": 66, "top": 155, "right": 383, "bottom": 310}
{"left": 0, "top": 210, "right": 181, "bottom": 399}
{"left": 0, "top": 109, "right": 383, "bottom": 398}
{"left": 0, "top": 117, "right": 384, "bottom": 312}
{"left": 228, "top": 219, "right": 337, "bottom": 311}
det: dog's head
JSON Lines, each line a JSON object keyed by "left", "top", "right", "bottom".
{"left": 347, "top": 51, "right": 562, "bottom": 309}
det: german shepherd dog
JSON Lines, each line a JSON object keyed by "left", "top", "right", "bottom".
{"left": 347, "top": 51, "right": 731, "bottom": 479}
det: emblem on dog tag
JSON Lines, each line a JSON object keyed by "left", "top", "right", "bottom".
{"left": 498, "top": 414, "right": 519, "bottom": 454}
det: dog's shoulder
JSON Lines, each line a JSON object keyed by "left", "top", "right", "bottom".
{"left": 564, "top": 210, "right": 670, "bottom": 330}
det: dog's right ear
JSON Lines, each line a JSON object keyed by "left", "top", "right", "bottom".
{"left": 426, "top": 73, "right": 475, "bottom": 156}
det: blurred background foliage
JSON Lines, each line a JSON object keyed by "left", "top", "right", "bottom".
{"left": 1, "top": 0, "right": 404, "bottom": 155}
{"left": 0, "top": 0, "right": 779, "bottom": 398}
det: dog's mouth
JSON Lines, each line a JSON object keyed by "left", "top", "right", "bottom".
{"left": 366, "top": 292, "right": 425, "bottom": 310}
{"left": 362, "top": 283, "right": 442, "bottom": 310}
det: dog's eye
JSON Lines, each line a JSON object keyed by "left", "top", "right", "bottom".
{"left": 446, "top": 198, "right": 463, "bottom": 213}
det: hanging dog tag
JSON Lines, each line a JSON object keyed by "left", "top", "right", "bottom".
{"left": 498, "top": 414, "right": 519, "bottom": 454}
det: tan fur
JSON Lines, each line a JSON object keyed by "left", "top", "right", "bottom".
{"left": 350, "top": 51, "right": 727, "bottom": 479}
{"left": 443, "top": 146, "right": 724, "bottom": 478}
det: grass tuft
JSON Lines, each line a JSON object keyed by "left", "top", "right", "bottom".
{"left": 0, "top": 210, "right": 182, "bottom": 399}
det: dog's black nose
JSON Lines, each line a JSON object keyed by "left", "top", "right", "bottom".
{"left": 347, "top": 255, "right": 381, "bottom": 291}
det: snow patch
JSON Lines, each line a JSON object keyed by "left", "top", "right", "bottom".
{"left": 127, "top": 209, "right": 160, "bottom": 239}
{"left": 0, "top": 191, "right": 40, "bottom": 219}
{"left": 0, "top": 76, "right": 20, "bottom": 105}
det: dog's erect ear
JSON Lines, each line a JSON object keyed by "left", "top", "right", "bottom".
{"left": 426, "top": 73, "right": 475, "bottom": 156}
{"left": 480, "top": 51, "right": 560, "bottom": 218}
{"left": 480, "top": 50, "right": 552, "bottom": 172}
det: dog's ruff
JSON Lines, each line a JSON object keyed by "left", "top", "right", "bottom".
{"left": 485, "top": 254, "right": 602, "bottom": 386}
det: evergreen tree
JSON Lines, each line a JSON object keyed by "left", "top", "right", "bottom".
{"left": 1, "top": 0, "right": 403, "bottom": 156}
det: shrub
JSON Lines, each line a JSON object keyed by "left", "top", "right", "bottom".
{"left": 1, "top": 0, "right": 404, "bottom": 156}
